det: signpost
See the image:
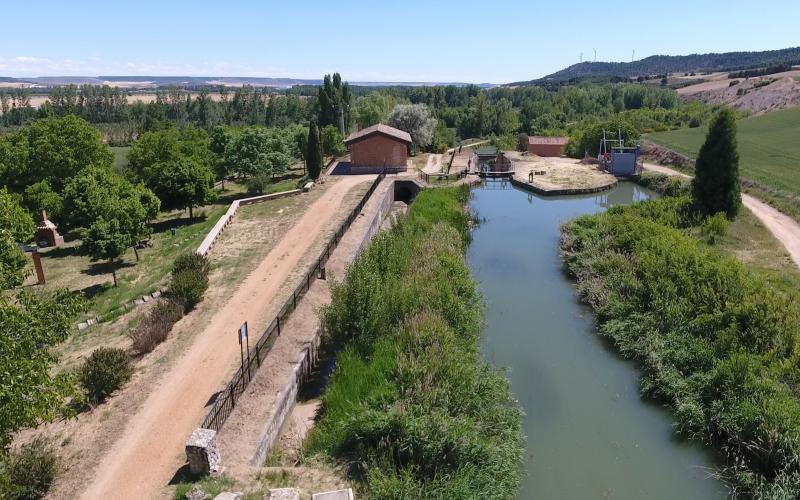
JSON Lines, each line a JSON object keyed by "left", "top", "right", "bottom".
{"left": 238, "top": 321, "right": 250, "bottom": 380}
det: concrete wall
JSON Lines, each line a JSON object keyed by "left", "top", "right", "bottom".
{"left": 349, "top": 134, "right": 408, "bottom": 170}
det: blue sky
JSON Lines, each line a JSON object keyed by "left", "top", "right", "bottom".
{"left": 1, "top": 0, "right": 798, "bottom": 83}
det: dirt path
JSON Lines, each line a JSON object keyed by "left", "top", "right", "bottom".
{"left": 80, "top": 176, "right": 372, "bottom": 500}
{"left": 642, "top": 162, "right": 800, "bottom": 268}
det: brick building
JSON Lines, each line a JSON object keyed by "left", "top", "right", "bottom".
{"left": 344, "top": 124, "right": 412, "bottom": 173}
{"left": 527, "top": 136, "right": 569, "bottom": 157}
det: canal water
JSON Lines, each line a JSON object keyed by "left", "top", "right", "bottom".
{"left": 467, "top": 181, "right": 727, "bottom": 499}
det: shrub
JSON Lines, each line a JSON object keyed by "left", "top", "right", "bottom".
{"left": 245, "top": 173, "right": 271, "bottom": 195}
{"left": 130, "top": 299, "right": 184, "bottom": 354}
{"left": 701, "top": 212, "right": 730, "bottom": 244}
{"left": 172, "top": 253, "right": 210, "bottom": 276}
{"left": 170, "top": 269, "right": 209, "bottom": 311}
{"left": 79, "top": 348, "right": 133, "bottom": 403}
{"left": 169, "top": 253, "right": 210, "bottom": 311}
{"left": 0, "top": 437, "right": 58, "bottom": 500}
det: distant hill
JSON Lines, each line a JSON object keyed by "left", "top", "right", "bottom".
{"left": 511, "top": 47, "right": 800, "bottom": 85}
{"left": 0, "top": 75, "right": 496, "bottom": 89}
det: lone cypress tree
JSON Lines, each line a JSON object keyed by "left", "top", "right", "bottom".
{"left": 306, "top": 121, "right": 323, "bottom": 180}
{"left": 692, "top": 108, "right": 741, "bottom": 218}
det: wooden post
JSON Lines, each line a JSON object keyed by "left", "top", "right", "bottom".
{"left": 31, "top": 250, "right": 45, "bottom": 285}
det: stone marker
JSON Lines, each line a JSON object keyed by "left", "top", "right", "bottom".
{"left": 142, "top": 295, "right": 151, "bottom": 302}
{"left": 312, "top": 489, "right": 354, "bottom": 500}
{"left": 213, "top": 493, "right": 243, "bottom": 500}
{"left": 152, "top": 290, "right": 162, "bottom": 298}
{"left": 185, "top": 428, "right": 222, "bottom": 476}
{"left": 134, "top": 298, "right": 144, "bottom": 306}
{"left": 265, "top": 488, "right": 300, "bottom": 500}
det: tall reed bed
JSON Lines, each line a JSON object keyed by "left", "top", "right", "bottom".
{"left": 561, "top": 195, "right": 800, "bottom": 498}
{"left": 305, "top": 186, "right": 524, "bottom": 499}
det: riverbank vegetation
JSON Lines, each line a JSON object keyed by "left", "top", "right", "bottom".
{"left": 304, "top": 186, "right": 524, "bottom": 498}
{"left": 561, "top": 186, "right": 800, "bottom": 496}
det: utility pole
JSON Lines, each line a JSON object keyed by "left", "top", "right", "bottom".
{"left": 632, "top": 50, "right": 635, "bottom": 62}
{"left": 580, "top": 52, "right": 583, "bottom": 63}
{"left": 593, "top": 48, "right": 597, "bottom": 62}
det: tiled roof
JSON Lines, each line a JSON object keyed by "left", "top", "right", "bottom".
{"left": 345, "top": 123, "right": 412, "bottom": 145}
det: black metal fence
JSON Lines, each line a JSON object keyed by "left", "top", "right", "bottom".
{"left": 418, "top": 169, "right": 468, "bottom": 184}
{"left": 200, "top": 170, "right": 387, "bottom": 432}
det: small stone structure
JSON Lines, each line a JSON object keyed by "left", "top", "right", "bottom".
{"left": 36, "top": 210, "right": 64, "bottom": 248}
{"left": 265, "top": 488, "right": 300, "bottom": 500}
{"left": 185, "top": 428, "right": 222, "bottom": 476}
{"left": 312, "top": 489, "right": 354, "bottom": 500}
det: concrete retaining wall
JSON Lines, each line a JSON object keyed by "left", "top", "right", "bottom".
{"left": 509, "top": 177, "right": 617, "bottom": 196}
{"left": 196, "top": 189, "right": 301, "bottom": 257}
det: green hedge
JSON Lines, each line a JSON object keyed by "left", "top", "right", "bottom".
{"left": 305, "top": 186, "right": 524, "bottom": 498}
{"left": 561, "top": 197, "right": 800, "bottom": 497}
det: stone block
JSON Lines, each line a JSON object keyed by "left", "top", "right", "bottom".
{"left": 185, "top": 428, "right": 221, "bottom": 476}
{"left": 78, "top": 322, "right": 88, "bottom": 331}
{"left": 152, "top": 290, "right": 162, "bottom": 298}
{"left": 213, "top": 493, "right": 242, "bottom": 500}
{"left": 134, "top": 298, "right": 144, "bottom": 306}
{"left": 142, "top": 295, "right": 151, "bottom": 302}
{"left": 264, "top": 488, "right": 300, "bottom": 500}
{"left": 86, "top": 318, "right": 96, "bottom": 326}
{"left": 312, "top": 489, "right": 354, "bottom": 500}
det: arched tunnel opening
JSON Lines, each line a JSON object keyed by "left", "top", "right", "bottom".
{"left": 393, "top": 180, "right": 421, "bottom": 204}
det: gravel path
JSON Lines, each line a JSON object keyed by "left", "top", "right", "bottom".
{"left": 80, "top": 176, "right": 373, "bottom": 500}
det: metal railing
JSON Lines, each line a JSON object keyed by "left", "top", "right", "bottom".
{"left": 200, "top": 170, "right": 387, "bottom": 432}
{"left": 418, "top": 169, "right": 468, "bottom": 184}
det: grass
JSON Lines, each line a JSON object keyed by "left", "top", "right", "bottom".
{"left": 24, "top": 179, "right": 296, "bottom": 323}
{"left": 647, "top": 107, "right": 800, "bottom": 219}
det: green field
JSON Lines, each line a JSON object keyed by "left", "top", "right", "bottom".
{"left": 648, "top": 106, "right": 800, "bottom": 217}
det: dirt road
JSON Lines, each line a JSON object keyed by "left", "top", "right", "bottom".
{"left": 80, "top": 176, "right": 372, "bottom": 500}
{"left": 642, "top": 162, "right": 800, "bottom": 268}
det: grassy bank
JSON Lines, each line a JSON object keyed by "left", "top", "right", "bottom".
{"left": 647, "top": 107, "right": 800, "bottom": 220}
{"left": 561, "top": 191, "right": 800, "bottom": 497}
{"left": 304, "top": 186, "right": 524, "bottom": 498}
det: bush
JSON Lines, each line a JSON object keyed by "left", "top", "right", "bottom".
{"left": 130, "top": 299, "right": 184, "bottom": 354}
{"left": 169, "top": 253, "right": 210, "bottom": 311}
{"left": 701, "top": 212, "right": 730, "bottom": 244}
{"left": 170, "top": 269, "right": 209, "bottom": 311}
{"left": 245, "top": 174, "right": 271, "bottom": 195}
{"left": 172, "top": 252, "right": 210, "bottom": 276}
{"left": 79, "top": 347, "right": 133, "bottom": 403}
{"left": 0, "top": 437, "right": 58, "bottom": 500}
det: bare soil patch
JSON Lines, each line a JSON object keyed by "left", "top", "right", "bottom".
{"left": 507, "top": 152, "right": 617, "bottom": 192}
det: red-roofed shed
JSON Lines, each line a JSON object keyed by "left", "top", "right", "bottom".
{"left": 344, "top": 124, "right": 412, "bottom": 172}
{"left": 527, "top": 136, "right": 569, "bottom": 157}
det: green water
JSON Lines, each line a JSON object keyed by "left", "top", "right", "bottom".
{"left": 467, "top": 181, "right": 727, "bottom": 499}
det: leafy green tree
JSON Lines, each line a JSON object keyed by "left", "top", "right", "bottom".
{"left": 22, "top": 115, "right": 114, "bottom": 191}
{"left": 224, "top": 126, "right": 296, "bottom": 180}
{"left": 210, "top": 126, "right": 233, "bottom": 189}
{"left": 388, "top": 104, "right": 436, "bottom": 150}
{"left": 320, "top": 125, "right": 346, "bottom": 156}
{"left": 306, "top": 121, "right": 323, "bottom": 180}
{"left": 0, "top": 189, "right": 35, "bottom": 289}
{"left": 692, "top": 108, "right": 741, "bottom": 218}
{"left": 63, "top": 168, "right": 159, "bottom": 282}
{"left": 22, "top": 181, "right": 63, "bottom": 222}
{"left": 128, "top": 127, "right": 214, "bottom": 183}
{"left": 0, "top": 289, "right": 85, "bottom": 448}
{"left": 353, "top": 92, "right": 396, "bottom": 128}
{"left": 147, "top": 159, "right": 216, "bottom": 218}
